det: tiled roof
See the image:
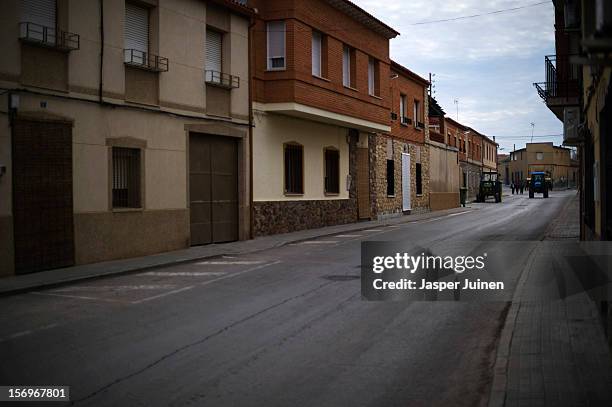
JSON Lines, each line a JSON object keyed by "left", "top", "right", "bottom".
{"left": 325, "top": 0, "right": 400, "bottom": 38}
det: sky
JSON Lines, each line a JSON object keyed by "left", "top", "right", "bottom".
{"left": 351, "top": 0, "right": 562, "bottom": 154}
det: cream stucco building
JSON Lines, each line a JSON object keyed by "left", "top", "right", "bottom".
{"left": 0, "top": 0, "right": 253, "bottom": 275}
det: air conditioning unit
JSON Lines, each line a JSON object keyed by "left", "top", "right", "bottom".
{"left": 563, "top": 106, "right": 582, "bottom": 145}
{"left": 596, "top": 0, "right": 612, "bottom": 35}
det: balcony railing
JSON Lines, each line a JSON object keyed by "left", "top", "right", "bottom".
{"left": 533, "top": 55, "right": 579, "bottom": 102}
{"left": 124, "top": 49, "right": 169, "bottom": 72}
{"left": 205, "top": 70, "right": 240, "bottom": 89}
{"left": 19, "top": 22, "right": 79, "bottom": 51}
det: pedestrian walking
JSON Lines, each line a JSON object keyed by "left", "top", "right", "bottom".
{"left": 511, "top": 182, "right": 515, "bottom": 194}
{"left": 520, "top": 180, "right": 524, "bottom": 195}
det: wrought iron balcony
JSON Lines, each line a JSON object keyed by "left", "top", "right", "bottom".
{"left": 124, "top": 49, "right": 169, "bottom": 72}
{"left": 533, "top": 55, "right": 579, "bottom": 103}
{"left": 19, "top": 22, "right": 79, "bottom": 51}
{"left": 205, "top": 70, "right": 240, "bottom": 89}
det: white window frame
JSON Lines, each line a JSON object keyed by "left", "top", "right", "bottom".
{"left": 342, "top": 45, "right": 351, "bottom": 87}
{"left": 312, "top": 30, "right": 322, "bottom": 77}
{"left": 400, "top": 94, "right": 407, "bottom": 124}
{"left": 368, "top": 58, "right": 375, "bottom": 95}
{"left": 267, "top": 21, "right": 286, "bottom": 70}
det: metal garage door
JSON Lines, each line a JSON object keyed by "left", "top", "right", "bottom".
{"left": 12, "top": 119, "right": 74, "bottom": 274}
{"left": 189, "top": 134, "right": 238, "bottom": 245}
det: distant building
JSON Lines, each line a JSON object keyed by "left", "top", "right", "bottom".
{"left": 507, "top": 143, "right": 578, "bottom": 188}
{"left": 497, "top": 154, "right": 510, "bottom": 184}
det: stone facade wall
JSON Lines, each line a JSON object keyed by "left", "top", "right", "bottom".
{"left": 371, "top": 134, "right": 430, "bottom": 219}
{"left": 253, "top": 199, "right": 357, "bottom": 236}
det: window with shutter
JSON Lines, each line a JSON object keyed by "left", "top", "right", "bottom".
{"left": 267, "top": 21, "right": 286, "bottom": 70}
{"left": 312, "top": 31, "right": 322, "bottom": 77}
{"left": 21, "top": 0, "right": 56, "bottom": 43}
{"left": 206, "top": 29, "right": 223, "bottom": 83}
{"left": 124, "top": 3, "right": 149, "bottom": 65}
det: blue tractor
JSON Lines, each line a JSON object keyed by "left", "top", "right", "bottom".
{"left": 528, "top": 171, "right": 549, "bottom": 199}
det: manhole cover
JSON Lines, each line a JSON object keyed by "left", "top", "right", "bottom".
{"left": 322, "top": 275, "right": 360, "bottom": 282}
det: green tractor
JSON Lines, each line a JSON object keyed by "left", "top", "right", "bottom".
{"left": 476, "top": 171, "right": 502, "bottom": 203}
{"left": 528, "top": 171, "right": 549, "bottom": 198}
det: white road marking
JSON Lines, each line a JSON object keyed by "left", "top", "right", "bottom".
{"left": 29, "top": 291, "right": 128, "bottom": 304}
{"left": 132, "top": 261, "right": 282, "bottom": 304}
{"left": 143, "top": 271, "right": 228, "bottom": 277}
{"left": 299, "top": 241, "right": 339, "bottom": 245}
{"left": 418, "top": 211, "right": 471, "bottom": 224}
{"left": 335, "top": 234, "right": 363, "bottom": 238}
{"left": 362, "top": 229, "right": 384, "bottom": 232}
{"left": 130, "top": 285, "right": 196, "bottom": 304}
{"left": 195, "top": 260, "right": 264, "bottom": 265}
{"left": 52, "top": 285, "right": 177, "bottom": 292}
{"left": 0, "top": 323, "right": 60, "bottom": 343}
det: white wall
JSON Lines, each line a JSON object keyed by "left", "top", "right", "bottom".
{"left": 253, "top": 112, "right": 350, "bottom": 201}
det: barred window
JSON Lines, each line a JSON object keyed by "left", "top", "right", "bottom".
{"left": 284, "top": 143, "right": 303, "bottom": 194}
{"left": 324, "top": 148, "right": 340, "bottom": 194}
{"left": 112, "top": 147, "right": 141, "bottom": 208}
{"left": 416, "top": 163, "right": 423, "bottom": 195}
{"left": 386, "top": 159, "right": 395, "bottom": 196}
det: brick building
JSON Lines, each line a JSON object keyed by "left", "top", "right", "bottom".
{"left": 370, "top": 60, "right": 430, "bottom": 219}
{"left": 249, "top": 0, "right": 399, "bottom": 235}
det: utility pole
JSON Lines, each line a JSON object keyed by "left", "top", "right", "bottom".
{"left": 530, "top": 122, "right": 535, "bottom": 143}
{"left": 454, "top": 99, "right": 459, "bottom": 121}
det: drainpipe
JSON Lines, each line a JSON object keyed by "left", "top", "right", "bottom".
{"left": 98, "top": 0, "right": 104, "bottom": 104}
{"left": 248, "top": 13, "right": 257, "bottom": 240}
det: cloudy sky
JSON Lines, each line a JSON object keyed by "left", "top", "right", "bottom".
{"left": 351, "top": 0, "right": 561, "bottom": 153}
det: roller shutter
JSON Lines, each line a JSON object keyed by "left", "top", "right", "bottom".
{"left": 21, "top": 0, "right": 56, "bottom": 27}
{"left": 125, "top": 3, "right": 149, "bottom": 63}
{"left": 205, "top": 30, "right": 222, "bottom": 82}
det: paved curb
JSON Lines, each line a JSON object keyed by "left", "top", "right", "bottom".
{"left": 487, "top": 191, "right": 579, "bottom": 407}
{"left": 0, "top": 207, "right": 477, "bottom": 296}
{"left": 487, "top": 250, "right": 534, "bottom": 407}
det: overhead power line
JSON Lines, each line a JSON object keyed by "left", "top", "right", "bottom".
{"left": 410, "top": 1, "right": 550, "bottom": 26}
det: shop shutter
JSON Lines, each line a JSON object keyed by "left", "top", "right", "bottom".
{"left": 206, "top": 29, "right": 222, "bottom": 81}
{"left": 124, "top": 3, "right": 149, "bottom": 63}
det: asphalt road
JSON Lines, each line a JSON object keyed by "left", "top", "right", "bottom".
{"left": 0, "top": 189, "right": 576, "bottom": 407}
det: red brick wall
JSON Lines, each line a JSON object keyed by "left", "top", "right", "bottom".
{"left": 389, "top": 66, "right": 427, "bottom": 145}
{"left": 251, "top": 0, "right": 392, "bottom": 126}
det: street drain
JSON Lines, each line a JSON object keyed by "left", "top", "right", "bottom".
{"left": 322, "top": 275, "right": 360, "bottom": 282}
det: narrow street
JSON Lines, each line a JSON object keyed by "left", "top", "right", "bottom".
{"left": 0, "top": 190, "right": 582, "bottom": 407}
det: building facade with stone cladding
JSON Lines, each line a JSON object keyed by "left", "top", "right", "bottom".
{"left": 368, "top": 61, "right": 430, "bottom": 220}
{"left": 249, "top": 0, "right": 399, "bottom": 235}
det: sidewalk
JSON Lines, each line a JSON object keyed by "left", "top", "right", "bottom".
{"left": 0, "top": 206, "right": 475, "bottom": 296}
{"left": 489, "top": 192, "right": 612, "bottom": 406}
